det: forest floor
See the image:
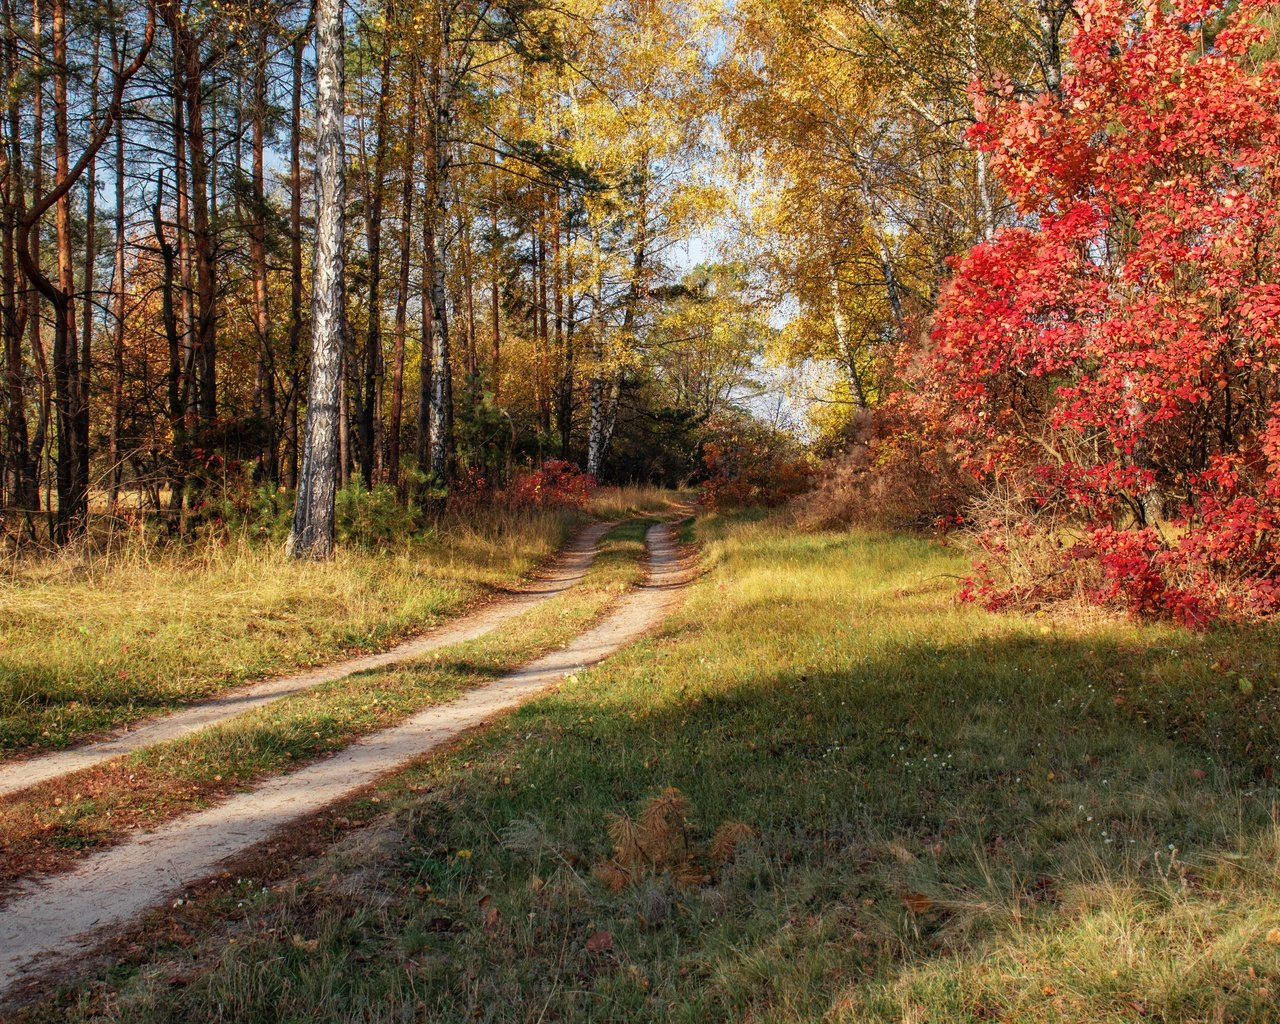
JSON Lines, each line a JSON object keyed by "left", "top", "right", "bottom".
{"left": 9, "top": 509, "right": 1280, "bottom": 1021}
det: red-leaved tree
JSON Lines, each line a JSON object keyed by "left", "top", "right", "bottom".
{"left": 930, "top": 0, "right": 1280, "bottom": 623}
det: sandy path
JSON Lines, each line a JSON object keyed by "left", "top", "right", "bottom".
{"left": 0, "top": 521, "right": 613, "bottom": 800}
{"left": 0, "top": 522, "right": 688, "bottom": 994}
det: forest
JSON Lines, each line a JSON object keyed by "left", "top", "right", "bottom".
{"left": 0, "top": 0, "right": 769, "bottom": 552}
{"left": 7, "top": 0, "right": 1280, "bottom": 1020}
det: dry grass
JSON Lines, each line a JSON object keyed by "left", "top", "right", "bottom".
{"left": 0, "top": 508, "right": 578, "bottom": 755}
{"left": 587, "top": 485, "right": 693, "bottom": 519}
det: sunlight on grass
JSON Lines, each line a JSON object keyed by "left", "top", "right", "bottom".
{"left": 0, "top": 509, "right": 578, "bottom": 755}
{"left": 26, "top": 513, "right": 1280, "bottom": 1023}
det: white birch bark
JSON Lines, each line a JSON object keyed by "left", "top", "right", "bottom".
{"left": 289, "top": 0, "right": 345, "bottom": 559}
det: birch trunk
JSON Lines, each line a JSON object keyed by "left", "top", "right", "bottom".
{"left": 289, "top": 0, "right": 346, "bottom": 560}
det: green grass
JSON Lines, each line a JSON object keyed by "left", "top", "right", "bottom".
{"left": 0, "top": 508, "right": 580, "bottom": 756}
{"left": 2, "top": 520, "right": 653, "bottom": 872}
{"left": 23, "top": 512, "right": 1280, "bottom": 1023}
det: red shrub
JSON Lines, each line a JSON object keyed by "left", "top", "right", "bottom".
{"left": 506, "top": 460, "right": 596, "bottom": 510}
{"left": 928, "top": 0, "right": 1280, "bottom": 622}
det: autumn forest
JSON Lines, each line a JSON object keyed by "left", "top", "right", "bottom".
{"left": 8, "top": 1, "right": 1280, "bottom": 1019}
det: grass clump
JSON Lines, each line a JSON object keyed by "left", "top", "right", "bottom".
{"left": 21, "top": 513, "right": 1280, "bottom": 1023}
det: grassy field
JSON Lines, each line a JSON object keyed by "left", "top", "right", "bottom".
{"left": 0, "top": 519, "right": 652, "bottom": 888}
{"left": 20, "top": 511, "right": 1280, "bottom": 1022}
{"left": 0, "top": 508, "right": 580, "bottom": 756}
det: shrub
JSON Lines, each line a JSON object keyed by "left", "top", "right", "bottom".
{"left": 792, "top": 403, "right": 972, "bottom": 532}
{"left": 925, "top": 0, "right": 1280, "bottom": 623}
{"left": 505, "top": 460, "right": 596, "bottom": 511}
{"left": 700, "top": 417, "right": 814, "bottom": 512}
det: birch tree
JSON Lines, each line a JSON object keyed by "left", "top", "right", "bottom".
{"left": 288, "top": 0, "right": 345, "bottom": 559}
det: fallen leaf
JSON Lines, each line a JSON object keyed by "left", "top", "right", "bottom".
{"left": 586, "top": 929, "right": 613, "bottom": 954}
{"left": 902, "top": 892, "right": 934, "bottom": 915}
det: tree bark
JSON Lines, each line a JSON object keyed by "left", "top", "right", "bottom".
{"left": 289, "top": 0, "right": 346, "bottom": 560}
{"left": 284, "top": 17, "right": 308, "bottom": 489}
{"left": 358, "top": 15, "right": 394, "bottom": 488}
{"left": 250, "top": 23, "right": 277, "bottom": 482}
{"left": 489, "top": 200, "right": 501, "bottom": 403}
{"left": 0, "top": 0, "right": 36, "bottom": 512}
{"left": 387, "top": 64, "right": 417, "bottom": 489}
{"left": 108, "top": 18, "right": 127, "bottom": 504}
{"left": 831, "top": 271, "right": 868, "bottom": 410}
{"left": 420, "top": 52, "right": 452, "bottom": 486}
{"left": 181, "top": 26, "right": 216, "bottom": 429}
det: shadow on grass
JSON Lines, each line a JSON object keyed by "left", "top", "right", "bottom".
{"left": 63, "top": 608, "right": 1280, "bottom": 1024}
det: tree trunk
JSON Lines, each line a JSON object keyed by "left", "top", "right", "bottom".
{"left": 28, "top": 0, "right": 50, "bottom": 527}
{"left": 250, "top": 24, "right": 277, "bottom": 483}
{"left": 387, "top": 63, "right": 417, "bottom": 489}
{"left": 289, "top": 0, "right": 346, "bottom": 560}
{"left": 183, "top": 29, "right": 216, "bottom": 430}
{"left": 552, "top": 192, "right": 570, "bottom": 459}
{"left": 967, "top": 0, "right": 996, "bottom": 239}
{"left": 536, "top": 213, "right": 550, "bottom": 433}
{"left": 50, "top": 0, "right": 88, "bottom": 540}
{"left": 421, "top": 55, "right": 452, "bottom": 486}
{"left": 284, "top": 18, "right": 308, "bottom": 490}
{"left": 108, "top": 19, "right": 126, "bottom": 505}
{"left": 1, "top": 0, "right": 36, "bottom": 513}
{"left": 358, "top": 16, "right": 394, "bottom": 488}
{"left": 167, "top": 18, "right": 193, "bottom": 515}
{"left": 559, "top": 241, "right": 575, "bottom": 462}
{"left": 79, "top": 30, "right": 101, "bottom": 511}
{"left": 830, "top": 271, "right": 868, "bottom": 410}
{"left": 416, "top": 225, "right": 433, "bottom": 478}
{"left": 489, "top": 200, "right": 501, "bottom": 403}
{"left": 585, "top": 219, "right": 616, "bottom": 480}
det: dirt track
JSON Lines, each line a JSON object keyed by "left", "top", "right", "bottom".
{"left": 0, "top": 521, "right": 689, "bottom": 995}
{"left": 0, "top": 521, "right": 612, "bottom": 800}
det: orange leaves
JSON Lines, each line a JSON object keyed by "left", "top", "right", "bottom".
{"left": 591, "top": 787, "right": 755, "bottom": 893}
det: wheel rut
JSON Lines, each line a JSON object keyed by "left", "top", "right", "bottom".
{"left": 0, "top": 521, "right": 612, "bottom": 800}
{"left": 0, "top": 521, "right": 691, "bottom": 995}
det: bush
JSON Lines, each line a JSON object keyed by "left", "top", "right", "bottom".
{"left": 699, "top": 417, "right": 814, "bottom": 512}
{"left": 792, "top": 404, "right": 971, "bottom": 533}
{"left": 504, "top": 460, "right": 596, "bottom": 511}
